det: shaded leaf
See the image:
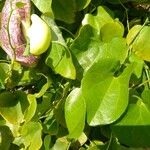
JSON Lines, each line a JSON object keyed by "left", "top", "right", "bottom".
{"left": 0, "top": 126, "right": 14, "bottom": 150}
{"left": 52, "top": 0, "right": 91, "bottom": 23}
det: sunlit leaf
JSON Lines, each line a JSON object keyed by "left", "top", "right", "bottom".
{"left": 82, "top": 61, "right": 133, "bottom": 125}
{"left": 112, "top": 99, "right": 150, "bottom": 147}
{"left": 127, "top": 25, "right": 150, "bottom": 61}
{"left": 82, "top": 6, "right": 114, "bottom": 33}
{"left": 21, "top": 121, "right": 42, "bottom": 150}
{"left": 46, "top": 42, "right": 76, "bottom": 79}
{"left": 65, "top": 88, "right": 86, "bottom": 138}
{"left": 50, "top": 137, "right": 70, "bottom": 150}
{"left": 0, "top": 91, "right": 28, "bottom": 125}
{"left": 100, "top": 21, "right": 124, "bottom": 42}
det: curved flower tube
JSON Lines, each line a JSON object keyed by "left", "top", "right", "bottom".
{"left": 0, "top": 0, "right": 38, "bottom": 66}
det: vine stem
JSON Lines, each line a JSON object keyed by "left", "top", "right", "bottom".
{"left": 119, "top": 0, "right": 129, "bottom": 31}
{"left": 134, "top": 79, "right": 150, "bottom": 89}
{"left": 106, "top": 132, "right": 113, "bottom": 150}
{"left": 5, "top": 1, "right": 17, "bottom": 84}
{"left": 144, "top": 64, "right": 150, "bottom": 88}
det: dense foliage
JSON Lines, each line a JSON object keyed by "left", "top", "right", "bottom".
{"left": 0, "top": 0, "right": 150, "bottom": 149}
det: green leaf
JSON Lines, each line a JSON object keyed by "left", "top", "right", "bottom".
{"left": 52, "top": 0, "right": 91, "bottom": 23}
{"left": 45, "top": 42, "right": 76, "bottom": 79}
{"left": 71, "top": 25, "right": 128, "bottom": 75}
{"left": 65, "top": 88, "right": 86, "bottom": 139}
{"left": 70, "top": 25, "right": 102, "bottom": 72}
{"left": 42, "top": 14, "right": 76, "bottom": 79}
{"left": 0, "top": 91, "right": 29, "bottom": 125}
{"left": 31, "top": 0, "right": 53, "bottom": 16}
{"left": 9, "top": 66, "right": 40, "bottom": 88}
{"left": 50, "top": 137, "right": 70, "bottom": 150}
{"left": 141, "top": 89, "right": 150, "bottom": 109}
{"left": 103, "top": 37, "right": 128, "bottom": 64}
{"left": 36, "top": 93, "right": 53, "bottom": 116}
{"left": 129, "top": 52, "right": 144, "bottom": 78}
{"left": 43, "top": 111, "right": 59, "bottom": 135}
{"left": 82, "top": 6, "right": 114, "bottom": 33}
{"left": 126, "top": 25, "right": 141, "bottom": 46}
{"left": 35, "top": 73, "right": 52, "bottom": 98}
{"left": 21, "top": 121, "right": 42, "bottom": 150}
{"left": 82, "top": 61, "right": 133, "bottom": 125}
{"left": 0, "top": 126, "right": 14, "bottom": 150}
{"left": 0, "top": 63, "right": 10, "bottom": 89}
{"left": 43, "top": 135, "right": 51, "bottom": 150}
{"left": 111, "top": 99, "right": 150, "bottom": 147}
{"left": 24, "top": 94, "right": 37, "bottom": 123}
{"left": 100, "top": 21, "right": 124, "bottom": 42}
{"left": 127, "top": 25, "right": 150, "bottom": 61}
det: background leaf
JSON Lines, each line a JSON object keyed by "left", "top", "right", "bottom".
{"left": 52, "top": 0, "right": 91, "bottom": 23}
{"left": 31, "top": 0, "right": 53, "bottom": 16}
{"left": 65, "top": 88, "right": 86, "bottom": 138}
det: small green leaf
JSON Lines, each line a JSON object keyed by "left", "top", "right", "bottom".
{"left": 126, "top": 25, "right": 141, "bottom": 46}
{"left": 43, "top": 110, "right": 58, "bottom": 135}
{"left": 0, "top": 63, "right": 10, "bottom": 88}
{"left": 100, "top": 21, "right": 124, "bottom": 42}
{"left": 0, "top": 91, "right": 28, "bottom": 125}
{"left": 65, "top": 88, "right": 86, "bottom": 139}
{"left": 70, "top": 25, "right": 101, "bottom": 72}
{"left": 82, "top": 6, "right": 114, "bottom": 33}
{"left": 46, "top": 42, "right": 76, "bottom": 79}
{"left": 36, "top": 93, "right": 53, "bottom": 116}
{"left": 24, "top": 94, "right": 37, "bottom": 123}
{"left": 21, "top": 121, "right": 42, "bottom": 150}
{"left": 127, "top": 25, "right": 150, "bottom": 61}
{"left": 129, "top": 52, "right": 144, "bottom": 78}
{"left": 35, "top": 73, "right": 52, "bottom": 98}
{"left": 43, "top": 135, "right": 51, "bottom": 150}
{"left": 50, "top": 137, "right": 70, "bottom": 150}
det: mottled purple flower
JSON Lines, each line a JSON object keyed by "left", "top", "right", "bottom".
{"left": 0, "top": 0, "right": 38, "bottom": 66}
